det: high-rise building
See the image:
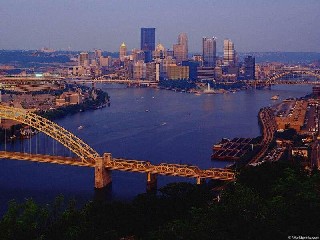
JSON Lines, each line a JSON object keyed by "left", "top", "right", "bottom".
{"left": 223, "top": 39, "right": 235, "bottom": 66}
{"left": 182, "top": 61, "right": 199, "bottom": 81}
{"left": 94, "top": 49, "right": 102, "bottom": 66}
{"left": 173, "top": 44, "right": 184, "bottom": 64}
{"left": 95, "top": 49, "right": 102, "bottom": 59}
{"left": 133, "top": 60, "right": 146, "bottom": 80}
{"left": 153, "top": 43, "right": 166, "bottom": 60}
{"left": 167, "top": 65, "right": 189, "bottom": 80}
{"left": 141, "top": 28, "right": 155, "bottom": 63}
{"left": 145, "top": 62, "right": 160, "bottom": 82}
{"left": 141, "top": 28, "right": 155, "bottom": 51}
{"left": 178, "top": 33, "right": 188, "bottom": 51}
{"left": 131, "top": 49, "right": 145, "bottom": 62}
{"left": 119, "top": 42, "right": 127, "bottom": 62}
{"left": 244, "top": 56, "right": 255, "bottom": 80}
{"left": 173, "top": 33, "right": 188, "bottom": 64}
{"left": 202, "top": 37, "right": 216, "bottom": 67}
{"left": 79, "top": 52, "right": 89, "bottom": 66}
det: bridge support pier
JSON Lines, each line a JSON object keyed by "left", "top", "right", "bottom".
{"left": 146, "top": 172, "right": 157, "bottom": 192}
{"left": 196, "top": 177, "right": 205, "bottom": 185}
{"left": 95, "top": 153, "right": 112, "bottom": 189}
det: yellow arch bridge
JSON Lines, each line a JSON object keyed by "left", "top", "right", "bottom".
{"left": 0, "top": 105, "right": 235, "bottom": 189}
{"left": 247, "top": 70, "right": 320, "bottom": 88}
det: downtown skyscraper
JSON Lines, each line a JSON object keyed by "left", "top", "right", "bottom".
{"left": 202, "top": 37, "right": 216, "bottom": 67}
{"left": 173, "top": 33, "right": 188, "bottom": 64}
{"left": 223, "top": 39, "right": 235, "bottom": 66}
{"left": 119, "top": 42, "right": 127, "bottom": 62}
{"left": 141, "top": 28, "right": 155, "bottom": 63}
{"left": 244, "top": 56, "right": 255, "bottom": 80}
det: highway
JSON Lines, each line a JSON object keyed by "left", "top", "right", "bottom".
{"left": 249, "top": 107, "right": 277, "bottom": 164}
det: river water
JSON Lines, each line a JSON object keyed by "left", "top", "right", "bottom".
{"left": 0, "top": 84, "right": 312, "bottom": 212}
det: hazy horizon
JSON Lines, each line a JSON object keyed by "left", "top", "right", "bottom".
{"left": 1, "top": 0, "right": 319, "bottom": 52}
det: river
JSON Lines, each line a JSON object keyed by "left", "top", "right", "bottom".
{"left": 0, "top": 84, "right": 312, "bottom": 212}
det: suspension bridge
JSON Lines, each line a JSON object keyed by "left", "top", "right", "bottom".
{"left": 0, "top": 105, "right": 235, "bottom": 189}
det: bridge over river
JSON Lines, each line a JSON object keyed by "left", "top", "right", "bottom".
{"left": 0, "top": 105, "right": 235, "bottom": 190}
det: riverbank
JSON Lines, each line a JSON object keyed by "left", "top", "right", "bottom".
{"left": 157, "top": 79, "right": 250, "bottom": 94}
{"left": 0, "top": 85, "right": 110, "bottom": 141}
{"left": 37, "top": 87, "right": 110, "bottom": 120}
{"left": 0, "top": 85, "right": 313, "bottom": 214}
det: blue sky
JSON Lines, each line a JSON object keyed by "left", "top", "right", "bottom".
{"left": 1, "top": 0, "right": 319, "bottom": 52}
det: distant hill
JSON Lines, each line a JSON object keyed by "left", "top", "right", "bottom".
{"left": 1, "top": 50, "right": 319, "bottom": 66}
{"left": 215, "top": 52, "right": 320, "bottom": 64}
{"left": 0, "top": 50, "right": 70, "bottom": 65}
{"left": 238, "top": 52, "right": 320, "bottom": 64}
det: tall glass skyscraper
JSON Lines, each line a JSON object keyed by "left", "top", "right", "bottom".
{"left": 141, "top": 28, "right": 155, "bottom": 62}
{"left": 202, "top": 37, "right": 216, "bottom": 67}
{"left": 244, "top": 56, "right": 255, "bottom": 80}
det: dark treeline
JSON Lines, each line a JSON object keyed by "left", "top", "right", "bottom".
{"left": 1, "top": 162, "right": 319, "bottom": 240}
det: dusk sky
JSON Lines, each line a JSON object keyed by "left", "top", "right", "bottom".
{"left": 1, "top": 0, "right": 320, "bottom": 52}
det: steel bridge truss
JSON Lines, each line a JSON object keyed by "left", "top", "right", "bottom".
{"left": 0, "top": 105, "right": 99, "bottom": 164}
{"left": 266, "top": 70, "right": 320, "bottom": 85}
{"left": 0, "top": 105, "right": 235, "bottom": 182}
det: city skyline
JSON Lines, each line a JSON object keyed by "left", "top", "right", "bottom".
{"left": 1, "top": 0, "right": 320, "bottom": 52}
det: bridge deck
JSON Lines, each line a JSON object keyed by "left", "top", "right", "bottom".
{"left": 0, "top": 151, "right": 235, "bottom": 181}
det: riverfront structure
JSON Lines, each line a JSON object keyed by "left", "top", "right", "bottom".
{"left": 202, "top": 37, "right": 216, "bottom": 67}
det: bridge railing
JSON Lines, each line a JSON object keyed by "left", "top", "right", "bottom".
{"left": 202, "top": 168, "right": 235, "bottom": 180}
{"left": 107, "top": 158, "right": 152, "bottom": 172}
{"left": 151, "top": 163, "right": 201, "bottom": 177}
{"left": 104, "top": 157, "right": 235, "bottom": 180}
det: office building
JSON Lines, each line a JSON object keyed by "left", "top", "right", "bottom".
{"left": 173, "top": 33, "right": 188, "bottom": 64}
{"left": 141, "top": 28, "right": 155, "bottom": 63}
{"left": 79, "top": 52, "right": 89, "bottom": 67}
{"left": 133, "top": 60, "right": 146, "bottom": 80}
{"left": 119, "top": 42, "right": 127, "bottom": 62}
{"left": 244, "top": 56, "right": 255, "bottom": 80}
{"left": 223, "top": 39, "right": 235, "bottom": 66}
{"left": 153, "top": 43, "right": 166, "bottom": 60}
{"left": 197, "top": 67, "right": 215, "bottom": 81}
{"left": 167, "top": 65, "right": 189, "bottom": 80}
{"left": 162, "top": 57, "right": 176, "bottom": 78}
{"left": 95, "top": 49, "right": 102, "bottom": 59}
{"left": 131, "top": 49, "right": 145, "bottom": 62}
{"left": 202, "top": 37, "right": 216, "bottom": 67}
{"left": 144, "top": 62, "right": 160, "bottom": 81}
{"left": 182, "top": 61, "right": 199, "bottom": 81}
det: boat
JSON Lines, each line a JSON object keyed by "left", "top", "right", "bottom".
{"left": 271, "top": 95, "right": 279, "bottom": 100}
{"left": 203, "top": 83, "right": 216, "bottom": 94}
